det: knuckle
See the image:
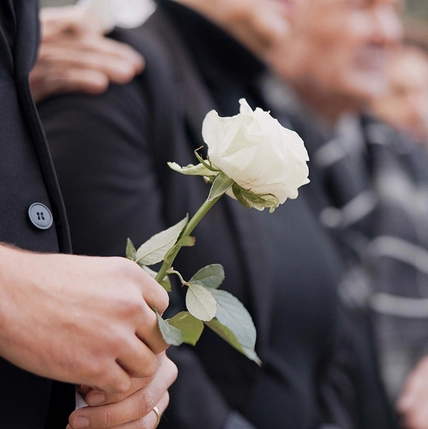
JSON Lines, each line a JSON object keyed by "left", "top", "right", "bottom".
{"left": 85, "top": 359, "right": 106, "bottom": 383}
{"left": 119, "top": 297, "right": 145, "bottom": 317}
{"left": 100, "top": 367, "right": 131, "bottom": 394}
{"left": 168, "top": 360, "right": 178, "bottom": 384}
{"left": 161, "top": 355, "right": 178, "bottom": 383}
{"left": 143, "top": 356, "right": 159, "bottom": 379}
{"left": 110, "top": 256, "right": 136, "bottom": 276}
{"left": 114, "top": 376, "right": 132, "bottom": 394}
{"left": 156, "top": 288, "right": 170, "bottom": 314}
{"left": 137, "top": 389, "right": 157, "bottom": 416}
{"left": 104, "top": 408, "right": 118, "bottom": 428}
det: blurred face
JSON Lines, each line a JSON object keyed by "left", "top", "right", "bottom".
{"left": 272, "top": 0, "right": 403, "bottom": 106}
{"left": 371, "top": 46, "right": 428, "bottom": 143}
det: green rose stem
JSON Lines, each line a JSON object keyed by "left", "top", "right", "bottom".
{"left": 155, "top": 194, "right": 222, "bottom": 283}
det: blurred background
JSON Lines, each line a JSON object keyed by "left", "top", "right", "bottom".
{"left": 406, "top": 0, "right": 428, "bottom": 20}
{"left": 38, "top": 0, "right": 428, "bottom": 17}
{"left": 38, "top": 0, "right": 428, "bottom": 40}
{"left": 404, "top": 0, "right": 428, "bottom": 42}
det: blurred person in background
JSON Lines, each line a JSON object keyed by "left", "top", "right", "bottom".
{"left": 263, "top": 0, "right": 428, "bottom": 428}
{"left": 370, "top": 39, "right": 428, "bottom": 147}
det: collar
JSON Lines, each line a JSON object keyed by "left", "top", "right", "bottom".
{"left": 156, "top": 0, "right": 266, "bottom": 92}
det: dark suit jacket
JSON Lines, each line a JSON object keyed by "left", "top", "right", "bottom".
{"left": 39, "top": 3, "right": 348, "bottom": 429}
{"left": 284, "top": 110, "right": 400, "bottom": 429}
{"left": 0, "top": 1, "right": 73, "bottom": 427}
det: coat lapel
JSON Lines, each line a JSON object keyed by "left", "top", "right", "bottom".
{"left": 0, "top": 4, "right": 14, "bottom": 78}
{"left": 13, "top": 0, "right": 40, "bottom": 81}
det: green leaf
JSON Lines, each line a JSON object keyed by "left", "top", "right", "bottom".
{"left": 232, "top": 183, "right": 252, "bottom": 208}
{"left": 189, "top": 264, "right": 225, "bottom": 289}
{"left": 211, "top": 289, "right": 257, "bottom": 349}
{"left": 135, "top": 216, "right": 188, "bottom": 266}
{"left": 156, "top": 312, "right": 183, "bottom": 346}
{"left": 208, "top": 172, "right": 234, "bottom": 201}
{"left": 126, "top": 238, "right": 137, "bottom": 261}
{"left": 158, "top": 276, "right": 172, "bottom": 291}
{"left": 177, "top": 235, "right": 196, "bottom": 247}
{"left": 206, "top": 318, "right": 261, "bottom": 365}
{"left": 142, "top": 266, "right": 171, "bottom": 292}
{"left": 194, "top": 150, "right": 219, "bottom": 173}
{"left": 186, "top": 283, "right": 217, "bottom": 321}
{"left": 231, "top": 183, "right": 279, "bottom": 213}
{"left": 168, "top": 311, "right": 204, "bottom": 346}
{"left": 168, "top": 162, "right": 216, "bottom": 177}
{"left": 207, "top": 288, "right": 260, "bottom": 364}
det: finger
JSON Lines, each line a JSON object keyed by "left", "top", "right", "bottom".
{"left": 135, "top": 316, "right": 169, "bottom": 357}
{"left": 82, "top": 37, "right": 145, "bottom": 75}
{"left": 86, "top": 353, "right": 175, "bottom": 406}
{"left": 65, "top": 38, "right": 145, "bottom": 79}
{"left": 136, "top": 272, "right": 169, "bottom": 316}
{"left": 77, "top": 384, "right": 92, "bottom": 398}
{"left": 30, "top": 69, "right": 109, "bottom": 103}
{"left": 89, "top": 361, "right": 133, "bottom": 395}
{"left": 39, "top": 44, "right": 143, "bottom": 84}
{"left": 85, "top": 377, "right": 153, "bottom": 407}
{"left": 69, "top": 358, "right": 176, "bottom": 428}
{"left": 110, "top": 285, "right": 167, "bottom": 356}
{"left": 85, "top": 393, "right": 170, "bottom": 429}
{"left": 141, "top": 392, "right": 170, "bottom": 429}
{"left": 120, "top": 260, "right": 169, "bottom": 317}
{"left": 122, "top": 393, "right": 170, "bottom": 429}
{"left": 68, "top": 393, "right": 170, "bottom": 429}
{"left": 116, "top": 338, "right": 160, "bottom": 379}
{"left": 48, "top": 70, "right": 109, "bottom": 95}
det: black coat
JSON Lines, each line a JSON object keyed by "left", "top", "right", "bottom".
{"left": 0, "top": 1, "right": 73, "bottom": 427}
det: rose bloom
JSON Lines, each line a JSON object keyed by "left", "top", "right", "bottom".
{"left": 202, "top": 99, "right": 309, "bottom": 208}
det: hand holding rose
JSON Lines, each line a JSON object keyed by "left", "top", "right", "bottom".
{"left": 68, "top": 353, "right": 177, "bottom": 429}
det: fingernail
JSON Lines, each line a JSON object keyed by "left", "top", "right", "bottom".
{"left": 71, "top": 416, "right": 89, "bottom": 429}
{"left": 86, "top": 391, "right": 105, "bottom": 406}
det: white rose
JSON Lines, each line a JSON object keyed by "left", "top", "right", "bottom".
{"left": 202, "top": 98, "right": 309, "bottom": 210}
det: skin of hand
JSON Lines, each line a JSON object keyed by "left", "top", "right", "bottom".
{"left": 397, "top": 355, "right": 428, "bottom": 429}
{"left": 0, "top": 244, "right": 169, "bottom": 394}
{"left": 30, "top": 6, "right": 144, "bottom": 103}
{"left": 67, "top": 352, "right": 177, "bottom": 429}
